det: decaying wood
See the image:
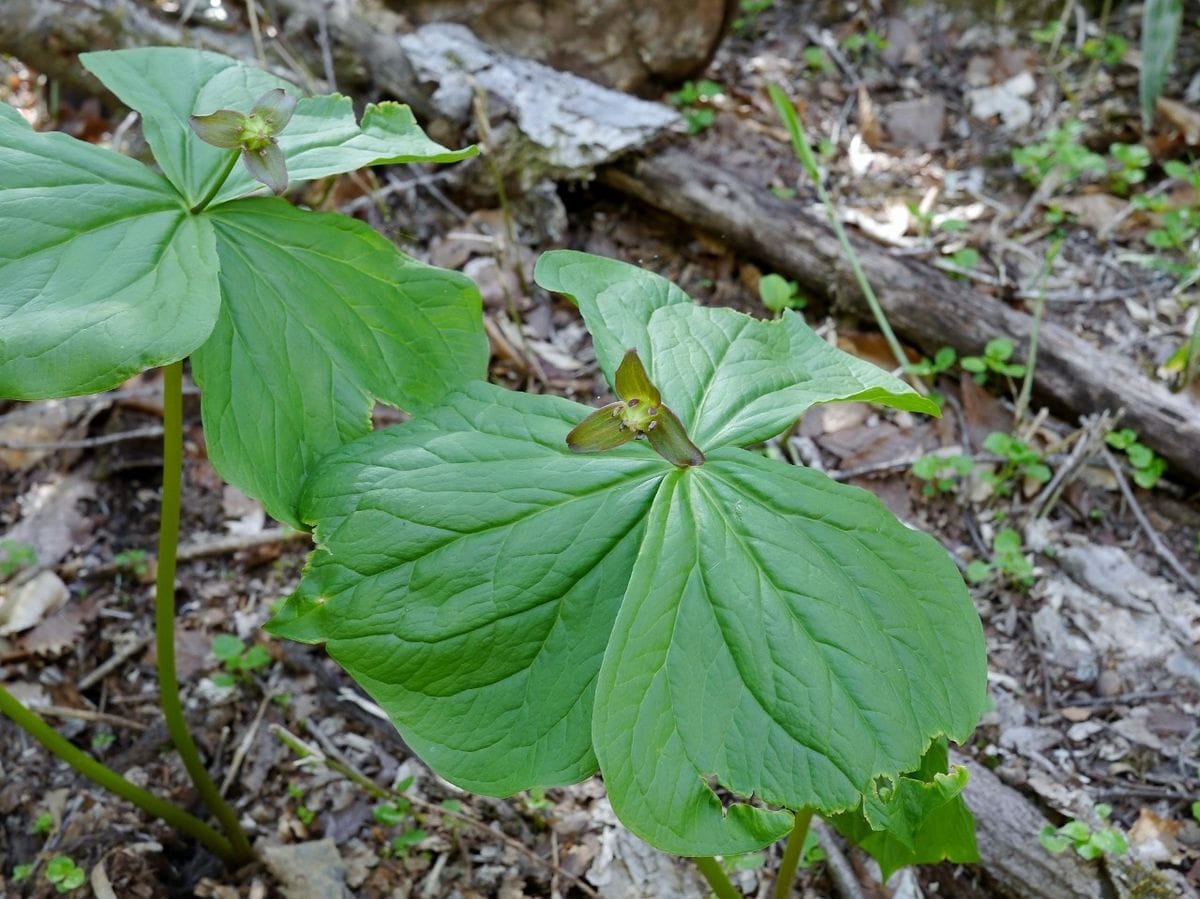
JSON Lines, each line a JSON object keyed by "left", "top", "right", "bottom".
{"left": 602, "top": 150, "right": 1200, "bottom": 481}
{"left": 955, "top": 756, "right": 1107, "bottom": 899}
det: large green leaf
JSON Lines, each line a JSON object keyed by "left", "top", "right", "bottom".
{"left": 592, "top": 449, "right": 985, "bottom": 855}
{"left": 0, "top": 104, "right": 28, "bottom": 127}
{"left": 536, "top": 250, "right": 935, "bottom": 448}
{"left": 81, "top": 48, "right": 475, "bottom": 208}
{"left": 276, "top": 252, "right": 986, "bottom": 861}
{"left": 534, "top": 250, "right": 690, "bottom": 385}
{"left": 191, "top": 198, "right": 487, "bottom": 528}
{"left": 0, "top": 122, "right": 219, "bottom": 399}
{"left": 269, "top": 383, "right": 669, "bottom": 791}
{"left": 646, "top": 304, "right": 938, "bottom": 447}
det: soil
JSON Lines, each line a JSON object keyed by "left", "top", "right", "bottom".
{"left": 1, "top": 1, "right": 1198, "bottom": 897}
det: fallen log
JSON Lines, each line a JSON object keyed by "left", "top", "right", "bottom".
{"left": 954, "top": 757, "right": 1106, "bottom": 899}
{"left": 603, "top": 151, "right": 1200, "bottom": 482}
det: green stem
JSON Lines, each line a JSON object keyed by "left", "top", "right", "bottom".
{"left": 1014, "top": 237, "right": 1063, "bottom": 424}
{"left": 769, "top": 85, "right": 912, "bottom": 379}
{"left": 693, "top": 857, "right": 742, "bottom": 899}
{"left": 773, "top": 808, "right": 815, "bottom": 899}
{"left": 156, "top": 361, "right": 254, "bottom": 864}
{"left": 190, "top": 151, "right": 240, "bottom": 214}
{"left": 0, "top": 684, "right": 235, "bottom": 863}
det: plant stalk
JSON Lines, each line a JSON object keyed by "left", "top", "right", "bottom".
{"left": 773, "top": 808, "right": 815, "bottom": 899}
{"left": 694, "top": 856, "right": 743, "bottom": 899}
{"left": 0, "top": 684, "right": 235, "bottom": 863}
{"left": 769, "top": 85, "right": 912, "bottom": 380}
{"left": 1014, "top": 237, "right": 1063, "bottom": 424}
{"left": 156, "top": 360, "right": 254, "bottom": 864}
{"left": 190, "top": 151, "right": 240, "bottom": 214}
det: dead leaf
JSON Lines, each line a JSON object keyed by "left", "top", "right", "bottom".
{"left": 1129, "top": 808, "right": 1183, "bottom": 863}
{"left": 1157, "top": 97, "right": 1200, "bottom": 145}
{"left": 0, "top": 570, "right": 69, "bottom": 635}
{"left": 222, "top": 485, "right": 265, "bottom": 537}
{"left": 2, "top": 473, "right": 96, "bottom": 568}
{"left": 16, "top": 601, "right": 87, "bottom": 656}
{"left": 857, "top": 85, "right": 883, "bottom": 148}
{"left": 1055, "top": 193, "right": 1130, "bottom": 232}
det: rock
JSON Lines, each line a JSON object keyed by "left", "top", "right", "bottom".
{"left": 401, "top": 0, "right": 734, "bottom": 92}
{"left": 883, "top": 94, "right": 946, "bottom": 148}
{"left": 260, "top": 839, "right": 352, "bottom": 899}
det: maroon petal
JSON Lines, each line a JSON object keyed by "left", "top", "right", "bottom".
{"left": 241, "top": 141, "right": 289, "bottom": 194}
{"left": 189, "top": 109, "right": 246, "bottom": 148}
{"left": 251, "top": 89, "right": 297, "bottom": 134}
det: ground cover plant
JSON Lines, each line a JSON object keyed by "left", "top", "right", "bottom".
{"left": 267, "top": 250, "right": 989, "bottom": 895}
{"left": 0, "top": 45, "right": 486, "bottom": 867}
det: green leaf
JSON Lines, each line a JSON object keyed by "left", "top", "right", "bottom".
{"left": 592, "top": 450, "right": 986, "bottom": 855}
{"left": 643, "top": 304, "right": 938, "bottom": 447}
{"left": 192, "top": 199, "right": 486, "bottom": 528}
{"left": 534, "top": 250, "right": 690, "bottom": 384}
{"left": 0, "top": 122, "right": 220, "bottom": 399}
{"left": 267, "top": 383, "right": 670, "bottom": 793}
{"left": 81, "top": 48, "right": 475, "bottom": 209}
{"left": 1140, "top": 0, "right": 1183, "bottom": 127}
{"left": 537, "top": 252, "right": 936, "bottom": 448}
{"left": 829, "top": 739, "right": 979, "bottom": 880}
{"left": 211, "top": 634, "right": 244, "bottom": 661}
{"left": 273, "top": 255, "right": 983, "bottom": 858}
{"left": 0, "top": 104, "right": 29, "bottom": 127}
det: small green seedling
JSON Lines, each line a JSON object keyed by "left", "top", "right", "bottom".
{"left": 907, "top": 346, "right": 957, "bottom": 378}
{"left": 112, "top": 548, "right": 150, "bottom": 578}
{"left": 32, "top": 811, "right": 54, "bottom": 835}
{"left": 1030, "top": 21, "right": 1064, "bottom": 44}
{"left": 981, "top": 432, "right": 1051, "bottom": 496}
{"left": 722, "top": 850, "right": 767, "bottom": 874}
{"left": 287, "top": 783, "right": 316, "bottom": 826}
{"left": 12, "top": 863, "right": 33, "bottom": 883}
{"left": 968, "top": 528, "right": 1034, "bottom": 588}
{"left": 45, "top": 855, "right": 86, "bottom": 894}
{"left": 1082, "top": 33, "right": 1128, "bottom": 65}
{"left": 758, "top": 273, "right": 806, "bottom": 315}
{"left": 732, "top": 0, "right": 773, "bottom": 34}
{"left": 1012, "top": 121, "right": 1106, "bottom": 188}
{"left": 803, "top": 46, "right": 836, "bottom": 76}
{"left": 669, "top": 80, "right": 723, "bottom": 134}
{"left": 1108, "top": 142, "right": 1151, "bottom": 194}
{"left": 1191, "top": 800, "right": 1200, "bottom": 822}
{"left": 944, "top": 247, "right": 980, "bottom": 276}
{"left": 961, "top": 339, "right": 1026, "bottom": 386}
{"left": 841, "top": 29, "right": 888, "bottom": 57}
{"left": 1106, "top": 428, "right": 1167, "bottom": 488}
{"left": 912, "top": 452, "right": 974, "bottom": 496}
{"left": 1040, "top": 804, "right": 1129, "bottom": 860}
{"left": 0, "top": 539, "right": 36, "bottom": 579}
{"left": 211, "top": 634, "right": 272, "bottom": 687}
{"left": 91, "top": 731, "right": 116, "bottom": 752}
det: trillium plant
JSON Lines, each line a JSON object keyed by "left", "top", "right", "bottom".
{"left": 268, "top": 251, "right": 989, "bottom": 894}
{"left": 0, "top": 45, "right": 987, "bottom": 893}
{"left": 0, "top": 47, "right": 485, "bottom": 867}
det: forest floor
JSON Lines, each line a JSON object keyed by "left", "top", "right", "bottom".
{"left": 1, "top": 1, "right": 1199, "bottom": 897}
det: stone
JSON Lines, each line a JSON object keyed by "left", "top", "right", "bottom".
{"left": 400, "top": 0, "right": 733, "bottom": 92}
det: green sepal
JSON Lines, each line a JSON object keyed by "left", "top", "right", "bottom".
{"left": 644, "top": 403, "right": 705, "bottom": 467}
{"left": 614, "top": 349, "right": 661, "bottom": 404}
{"left": 567, "top": 403, "right": 636, "bottom": 453}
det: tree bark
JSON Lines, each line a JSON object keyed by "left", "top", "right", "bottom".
{"left": 603, "top": 151, "right": 1200, "bottom": 481}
